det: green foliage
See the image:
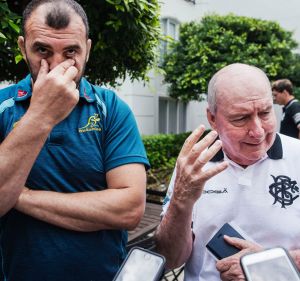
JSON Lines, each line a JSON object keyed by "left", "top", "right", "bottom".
{"left": 142, "top": 130, "right": 211, "bottom": 169}
{"left": 0, "top": 0, "right": 24, "bottom": 81}
{"left": 287, "top": 53, "right": 300, "bottom": 90}
{"left": 143, "top": 131, "right": 210, "bottom": 188}
{"left": 294, "top": 87, "right": 300, "bottom": 100}
{"left": 163, "top": 14, "right": 298, "bottom": 102}
{"left": 81, "top": 0, "right": 161, "bottom": 85}
{"left": 0, "top": 0, "right": 161, "bottom": 85}
{"left": 142, "top": 132, "right": 190, "bottom": 169}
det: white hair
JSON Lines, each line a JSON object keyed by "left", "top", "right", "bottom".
{"left": 207, "top": 63, "right": 271, "bottom": 115}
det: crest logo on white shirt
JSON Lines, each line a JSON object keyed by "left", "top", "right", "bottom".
{"left": 269, "top": 175, "right": 299, "bottom": 208}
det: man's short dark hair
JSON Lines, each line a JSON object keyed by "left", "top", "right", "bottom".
{"left": 22, "top": 0, "right": 89, "bottom": 38}
{"left": 272, "top": 79, "right": 294, "bottom": 95}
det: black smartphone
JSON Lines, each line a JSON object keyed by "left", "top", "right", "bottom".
{"left": 206, "top": 223, "right": 245, "bottom": 260}
{"left": 113, "top": 247, "right": 166, "bottom": 281}
{"left": 241, "top": 247, "right": 300, "bottom": 281}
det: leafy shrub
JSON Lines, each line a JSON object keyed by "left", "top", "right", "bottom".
{"left": 163, "top": 14, "right": 298, "bottom": 102}
{"left": 142, "top": 130, "right": 210, "bottom": 189}
{"left": 142, "top": 132, "right": 191, "bottom": 169}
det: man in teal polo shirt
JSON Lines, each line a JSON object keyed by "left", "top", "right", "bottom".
{"left": 0, "top": 1, "right": 149, "bottom": 280}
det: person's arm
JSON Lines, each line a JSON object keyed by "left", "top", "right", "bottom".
{"left": 0, "top": 59, "right": 79, "bottom": 216}
{"left": 297, "top": 124, "right": 300, "bottom": 139}
{"left": 14, "top": 163, "right": 147, "bottom": 231}
{"left": 155, "top": 125, "right": 228, "bottom": 269}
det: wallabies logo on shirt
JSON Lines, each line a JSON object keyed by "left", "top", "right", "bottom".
{"left": 269, "top": 175, "right": 299, "bottom": 208}
{"left": 78, "top": 113, "right": 101, "bottom": 133}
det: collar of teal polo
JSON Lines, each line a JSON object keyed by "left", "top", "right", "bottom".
{"left": 14, "top": 74, "right": 96, "bottom": 103}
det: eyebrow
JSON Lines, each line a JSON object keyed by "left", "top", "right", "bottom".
{"left": 32, "top": 41, "right": 51, "bottom": 49}
{"left": 62, "top": 44, "right": 81, "bottom": 51}
{"left": 31, "top": 41, "right": 81, "bottom": 51}
{"left": 261, "top": 105, "right": 273, "bottom": 111}
{"left": 228, "top": 104, "right": 273, "bottom": 117}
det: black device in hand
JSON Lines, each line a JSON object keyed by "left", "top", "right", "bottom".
{"left": 206, "top": 223, "right": 245, "bottom": 260}
{"left": 113, "top": 247, "right": 166, "bottom": 281}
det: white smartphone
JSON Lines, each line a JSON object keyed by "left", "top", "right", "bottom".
{"left": 241, "top": 247, "right": 300, "bottom": 281}
{"left": 113, "top": 247, "right": 166, "bottom": 281}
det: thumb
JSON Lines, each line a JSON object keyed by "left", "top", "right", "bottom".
{"left": 36, "top": 59, "right": 49, "bottom": 81}
{"left": 224, "top": 235, "right": 247, "bottom": 250}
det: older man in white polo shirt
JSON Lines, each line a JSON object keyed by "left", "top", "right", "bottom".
{"left": 155, "top": 63, "right": 300, "bottom": 281}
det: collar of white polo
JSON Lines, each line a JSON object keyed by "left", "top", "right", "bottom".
{"left": 211, "top": 133, "right": 283, "bottom": 162}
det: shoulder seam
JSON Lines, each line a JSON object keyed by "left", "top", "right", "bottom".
{"left": 93, "top": 86, "right": 108, "bottom": 119}
{"left": 0, "top": 97, "right": 15, "bottom": 114}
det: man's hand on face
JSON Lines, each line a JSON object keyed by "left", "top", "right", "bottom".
{"left": 172, "top": 125, "right": 229, "bottom": 206}
{"left": 216, "top": 236, "right": 263, "bottom": 281}
{"left": 28, "top": 59, "right": 79, "bottom": 127}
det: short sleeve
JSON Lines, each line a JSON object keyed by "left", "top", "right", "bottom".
{"left": 291, "top": 103, "right": 300, "bottom": 126}
{"left": 102, "top": 91, "right": 150, "bottom": 172}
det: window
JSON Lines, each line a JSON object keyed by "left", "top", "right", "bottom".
{"left": 159, "top": 97, "right": 187, "bottom": 134}
{"left": 159, "top": 18, "right": 179, "bottom": 65}
{"left": 159, "top": 99, "right": 168, "bottom": 133}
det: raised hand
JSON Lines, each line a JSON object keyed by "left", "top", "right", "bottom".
{"left": 173, "top": 125, "right": 229, "bottom": 205}
{"left": 28, "top": 59, "right": 79, "bottom": 127}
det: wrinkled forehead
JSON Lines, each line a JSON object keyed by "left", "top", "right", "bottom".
{"left": 24, "top": 3, "right": 86, "bottom": 36}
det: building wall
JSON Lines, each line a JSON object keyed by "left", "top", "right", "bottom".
{"left": 116, "top": 0, "right": 204, "bottom": 135}
{"left": 117, "top": 0, "right": 299, "bottom": 135}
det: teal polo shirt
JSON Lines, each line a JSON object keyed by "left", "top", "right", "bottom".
{"left": 0, "top": 75, "right": 150, "bottom": 281}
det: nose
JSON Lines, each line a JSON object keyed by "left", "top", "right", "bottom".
{"left": 248, "top": 117, "right": 264, "bottom": 139}
{"left": 47, "top": 53, "right": 65, "bottom": 70}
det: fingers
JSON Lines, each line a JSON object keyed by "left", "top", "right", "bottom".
{"left": 179, "top": 125, "right": 206, "bottom": 157}
{"left": 201, "top": 160, "right": 228, "bottom": 181}
{"left": 217, "top": 256, "right": 245, "bottom": 281}
{"left": 223, "top": 236, "right": 247, "bottom": 250}
{"left": 216, "top": 259, "right": 231, "bottom": 272}
{"left": 36, "top": 59, "right": 49, "bottom": 80}
{"left": 52, "top": 59, "right": 75, "bottom": 75}
{"left": 224, "top": 236, "right": 263, "bottom": 251}
{"left": 191, "top": 137, "right": 228, "bottom": 181}
{"left": 193, "top": 130, "right": 218, "bottom": 156}
{"left": 179, "top": 126, "right": 220, "bottom": 165}
{"left": 64, "top": 65, "right": 79, "bottom": 81}
{"left": 194, "top": 138, "right": 221, "bottom": 167}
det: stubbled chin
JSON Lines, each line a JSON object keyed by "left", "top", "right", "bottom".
{"left": 228, "top": 147, "right": 267, "bottom": 166}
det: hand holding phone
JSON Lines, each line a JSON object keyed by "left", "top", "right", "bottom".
{"left": 241, "top": 247, "right": 300, "bottom": 281}
{"left": 113, "top": 247, "right": 166, "bottom": 281}
{"left": 206, "top": 223, "right": 245, "bottom": 260}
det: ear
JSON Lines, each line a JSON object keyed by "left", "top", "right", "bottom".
{"left": 85, "top": 39, "right": 92, "bottom": 62}
{"left": 207, "top": 108, "right": 217, "bottom": 130}
{"left": 17, "top": 36, "right": 27, "bottom": 62}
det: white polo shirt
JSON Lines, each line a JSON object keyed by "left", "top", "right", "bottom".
{"left": 163, "top": 134, "right": 300, "bottom": 281}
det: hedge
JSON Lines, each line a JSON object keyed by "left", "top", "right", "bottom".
{"left": 142, "top": 130, "right": 210, "bottom": 170}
